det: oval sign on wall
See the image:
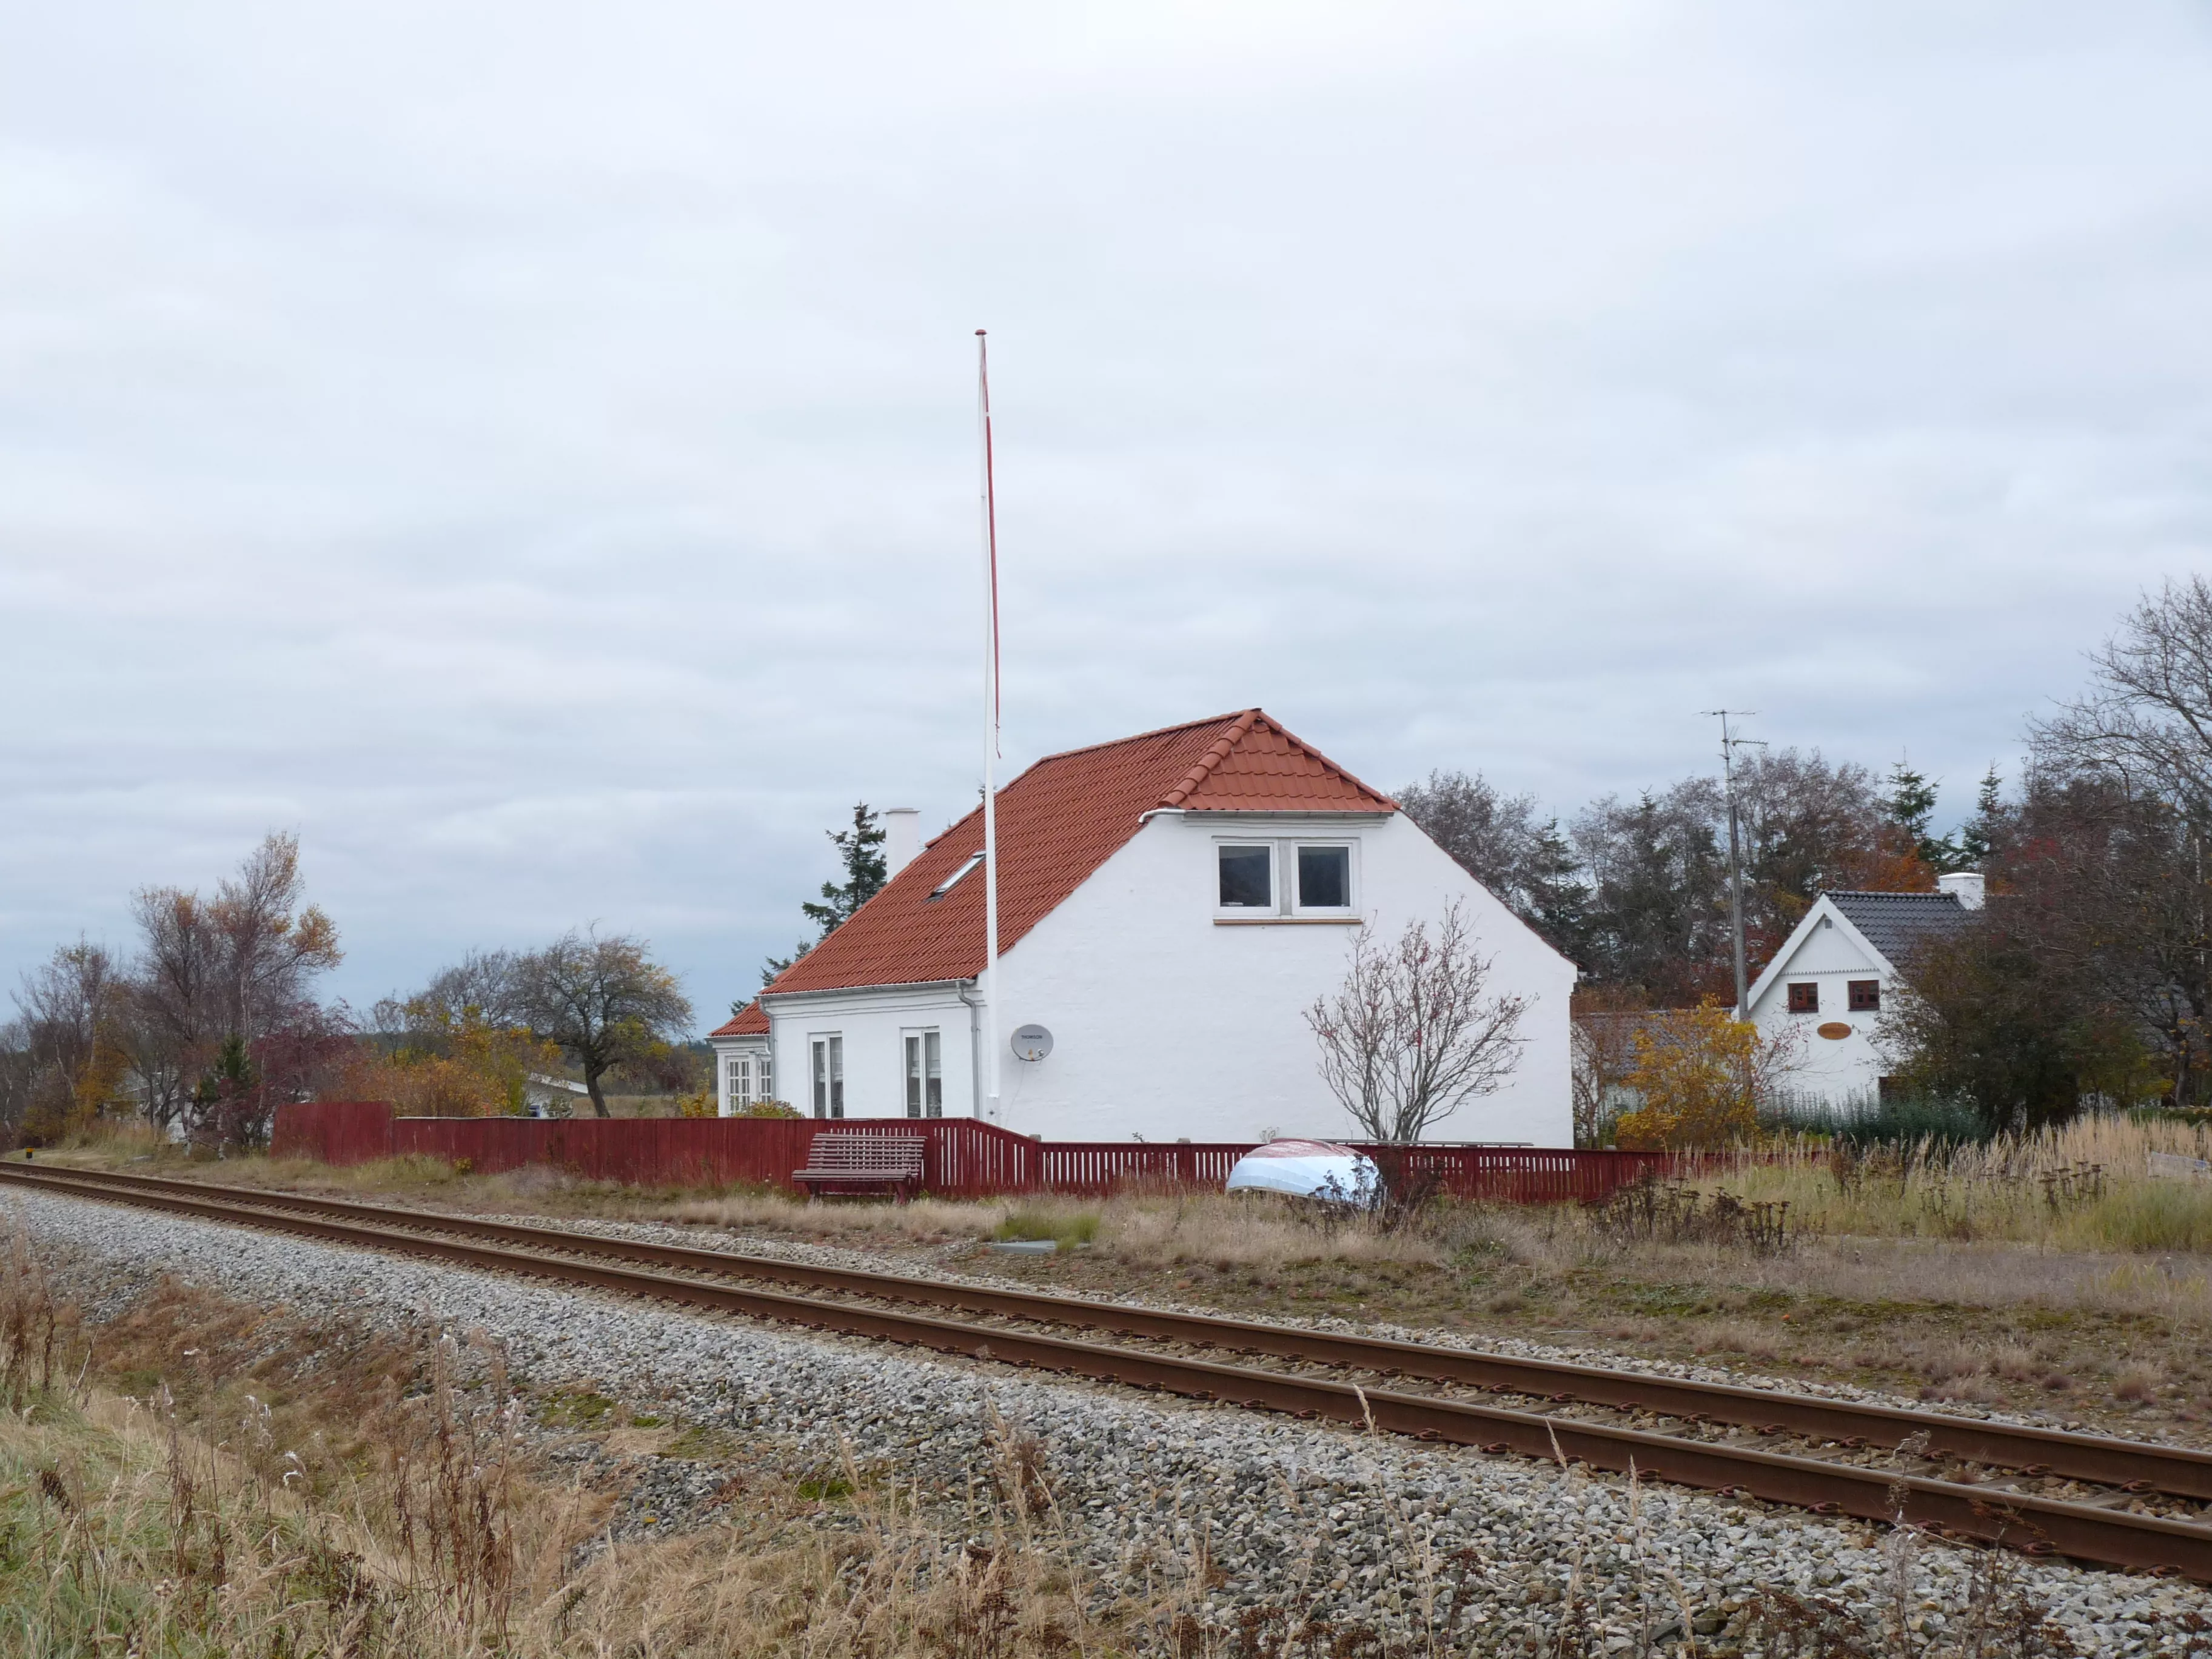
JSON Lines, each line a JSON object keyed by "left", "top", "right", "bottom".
{"left": 1817, "top": 1022, "right": 1852, "bottom": 1041}
{"left": 1011, "top": 1024, "right": 1054, "bottom": 1061}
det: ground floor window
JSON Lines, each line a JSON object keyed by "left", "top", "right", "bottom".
{"left": 905, "top": 1030, "right": 942, "bottom": 1118}
{"left": 811, "top": 1034, "right": 844, "bottom": 1119}
{"left": 724, "top": 1050, "right": 773, "bottom": 1108}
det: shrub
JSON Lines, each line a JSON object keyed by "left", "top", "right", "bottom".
{"left": 1613, "top": 1002, "right": 1799, "bottom": 1150}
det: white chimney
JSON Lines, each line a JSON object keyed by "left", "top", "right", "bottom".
{"left": 884, "top": 808, "right": 920, "bottom": 877}
{"left": 1938, "top": 871, "right": 1986, "bottom": 910}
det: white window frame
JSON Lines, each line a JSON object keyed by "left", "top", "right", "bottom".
{"left": 809, "top": 1033, "right": 845, "bottom": 1119}
{"left": 1214, "top": 842, "right": 1277, "bottom": 914}
{"left": 1290, "top": 841, "right": 1356, "bottom": 917}
{"left": 1214, "top": 836, "right": 1360, "bottom": 919}
{"left": 724, "top": 1054, "right": 752, "bottom": 1110}
{"left": 903, "top": 1028, "right": 943, "bottom": 1119}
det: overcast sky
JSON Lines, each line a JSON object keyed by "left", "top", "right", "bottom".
{"left": 5, "top": 2, "right": 2210, "bottom": 1023}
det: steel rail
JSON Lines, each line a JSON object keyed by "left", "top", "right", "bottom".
{"left": 7, "top": 1161, "right": 2212, "bottom": 1579}
{"left": 8, "top": 1159, "right": 2212, "bottom": 1505}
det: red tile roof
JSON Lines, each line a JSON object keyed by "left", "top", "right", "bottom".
{"left": 763, "top": 710, "right": 1394, "bottom": 996}
{"left": 709, "top": 999, "right": 769, "bottom": 1038}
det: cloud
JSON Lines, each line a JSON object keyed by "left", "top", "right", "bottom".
{"left": 3, "top": 2, "right": 2210, "bottom": 1014}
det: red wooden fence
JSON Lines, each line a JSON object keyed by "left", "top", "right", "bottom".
{"left": 269, "top": 1102, "right": 1677, "bottom": 1204}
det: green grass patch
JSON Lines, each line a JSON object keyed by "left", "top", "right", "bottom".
{"left": 991, "top": 1208, "right": 1099, "bottom": 1249}
{"left": 537, "top": 1389, "right": 615, "bottom": 1429}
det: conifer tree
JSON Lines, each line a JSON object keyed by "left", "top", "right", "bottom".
{"left": 1885, "top": 760, "right": 1961, "bottom": 871}
{"left": 1957, "top": 765, "right": 2005, "bottom": 866}
{"left": 763, "top": 803, "right": 890, "bottom": 984}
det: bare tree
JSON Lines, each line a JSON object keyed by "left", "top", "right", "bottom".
{"left": 1304, "top": 901, "right": 1529, "bottom": 1144}
{"left": 127, "top": 832, "right": 344, "bottom": 1137}
{"left": 1396, "top": 771, "right": 1583, "bottom": 945}
{"left": 375, "top": 948, "right": 528, "bottom": 1037}
{"left": 10, "top": 939, "right": 130, "bottom": 1141}
{"left": 513, "top": 930, "right": 694, "bottom": 1117}
{"left": 2036, "top": 575, "right": 2212, "bottom": 807}
{"left": 126, "top": 886, "right": 220, "bottom": 1131}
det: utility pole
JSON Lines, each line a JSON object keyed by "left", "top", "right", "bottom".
{"left": 1702, "top": 711, "right": 1766, "bottom": 1018}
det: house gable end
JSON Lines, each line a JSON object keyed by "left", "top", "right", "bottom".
{"left": 1744, "top": 897, "right": 1897, "bottom": 1016}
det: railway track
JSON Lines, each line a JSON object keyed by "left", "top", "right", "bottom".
{"left": 7, "top": 1156, "right": 2212, "bottom": 1581}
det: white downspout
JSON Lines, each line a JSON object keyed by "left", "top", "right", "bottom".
{"left": 958, "top": 979, "right": 984, "bottom": 1121}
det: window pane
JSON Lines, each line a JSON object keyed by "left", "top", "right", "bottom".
{"left": 1218, "top": 845, "right": 1272, "bottom": 908}
{"left": 1298, "top": 845, "right": 1349, "bottom": 908}
{"left": 829, "top": 1036, "right": 844, "bottom": 1119}
{"left": 1787, "top": 983, "right": 1818, "bottom": 1014}
{"left": 905, "top": 1036, "right": 922, "bottom": 1118}
{"left": 925, "top": 1031, "right": 942, "bottom": 1117}
{"left": 1848, "top": 980, "right": 1880, "bottom": 1013}
{"left": 811, "top": 1042, "right": 828, "bottom": 1117}
{"left": 760, "top": 1056, "right": 772, "bottom": 1098}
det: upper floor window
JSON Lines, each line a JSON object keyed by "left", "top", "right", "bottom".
{"left": 1786, "top": 982, "right": 1819, "bottom": 1014}
{"left": 1848, "top": 980, "right": 1880, "bottom": 1013}
{"left": 1296, "top": 845, "right": 1351, "bottom": 911}
{"left": 1218, "top": 845, "right": 1273, "bottom": 908}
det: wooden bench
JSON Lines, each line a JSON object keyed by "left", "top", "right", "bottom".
{"left": 793, "top": 1133, "right": 927, "bottom": 1202}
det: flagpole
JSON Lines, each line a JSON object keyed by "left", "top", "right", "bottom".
{"left": 976, "top": 330, "right": 1002, "bottom": 1124}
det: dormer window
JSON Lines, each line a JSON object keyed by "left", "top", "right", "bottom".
{"left": 1218, "top": 845, "right": 1274, "bottom": 908}
{"left": 1216, "top": 838, "right": 1359, "bottom": 918}
{"left": 1296, "top": 845, "right": 1351, "bottom": 911}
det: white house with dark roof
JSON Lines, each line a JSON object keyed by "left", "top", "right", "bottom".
{"left": 709, "top": 709, "right": 1575, "bottom": 1146}
{"left": 1743, "top": 873, "right": 1986, "bottom": 1105}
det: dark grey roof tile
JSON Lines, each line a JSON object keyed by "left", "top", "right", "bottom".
{"left": 1827, "top": 891, "right": 1974, "bottom": 967}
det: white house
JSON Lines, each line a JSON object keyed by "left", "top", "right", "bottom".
{"left": 1742, "top": 873, "right": 1986, "bottom": 1106}
{"left": 709, "top": 709, "right": 1575, "bottom": 1145}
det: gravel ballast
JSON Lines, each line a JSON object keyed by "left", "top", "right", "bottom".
{"left": 15, "top": 1187, "right": 2212, "bottom": 1655}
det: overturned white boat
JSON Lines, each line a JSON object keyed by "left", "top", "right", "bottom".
{"left": 1225, "top": 1139, "right": 1379, "bottom": 1205}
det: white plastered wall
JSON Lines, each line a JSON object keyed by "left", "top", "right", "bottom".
{"left": 1743, "top": 905, "right": 1889, "bottom": 1105}
{"left": 983, "top": 810, "right": 1575, "bottom": 1145}
{"left": 763, "top": 983, "right": 978, "bottom": 1120}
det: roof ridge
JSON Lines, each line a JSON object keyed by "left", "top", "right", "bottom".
{"left": 1030, "top": 709, "right": 1256, "bottom": 766}
{"left": 1159, "top": 709, "right": 1264, "bottom": 808}
{"left": 1828, "top": 890, "right": 1956, "bottom": 899}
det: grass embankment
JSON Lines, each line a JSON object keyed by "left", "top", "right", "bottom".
{"left": 34, "top": 1115, "right": 2212, "bottom": 1439}
{"left": 0, "top": 1232, "right": 1156, "bottom": 1657}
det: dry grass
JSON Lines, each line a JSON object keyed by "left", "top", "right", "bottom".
{"left": 652, "top": 1187, "right": 1445, "bottom": 1271}
{"left": 0, "top": 1233, "right": 1163, "bottom": 1657}
{"left": 2, "top": 1255, "right": 2112, "bottom": 1659}
{"left": 1701, "top": 1114, "right": 2212, "bottom": 1253}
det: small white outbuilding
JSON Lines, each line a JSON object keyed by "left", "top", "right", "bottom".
{"left": 710, "top": 709, "right": 1575, "bottom": 1146}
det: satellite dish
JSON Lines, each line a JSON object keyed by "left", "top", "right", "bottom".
{"left": 1011, "top": 1024, "right": 1053, "bottom": 1062}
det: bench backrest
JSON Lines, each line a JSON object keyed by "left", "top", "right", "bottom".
{"left": 803, "top": 1134, "right": 925, "bottom": 1173}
